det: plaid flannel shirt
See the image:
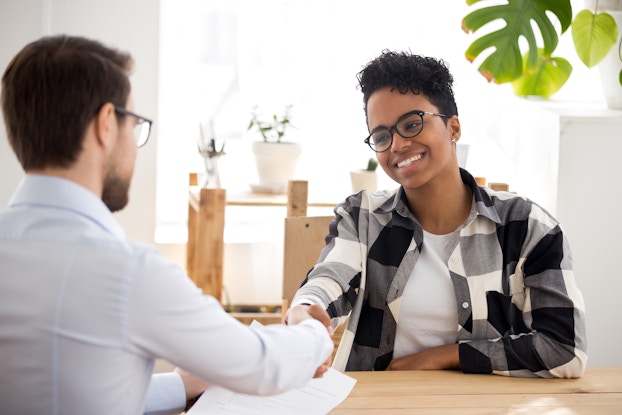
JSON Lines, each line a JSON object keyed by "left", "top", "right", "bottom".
{"left": 293, "top": 169, "right": 587, "bottom": 377}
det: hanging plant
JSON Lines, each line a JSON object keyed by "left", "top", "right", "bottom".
{"left": 462, "top": 0, "right": 620, "bottom": 97}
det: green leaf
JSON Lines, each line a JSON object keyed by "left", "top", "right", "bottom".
{"left": 512, "top": 49, "right": 572, "bottom": 97}
{"left": 463, "top": 0, "right": 572, "bottom": 84}
{"left": 571, "top": 10, "right": 618, "bottom": 68}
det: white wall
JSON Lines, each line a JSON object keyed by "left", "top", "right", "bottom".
{"left": 503, "top": 99, "right": 622, "bottom": 368}
{"left": 2, "top": 0, "right": 620, "bottom": 368}
{"left": 0, "top": 0, "right": 159, "bottom": 243}
{"left": 555, "top": 107, "right": 622, "bottom": 368}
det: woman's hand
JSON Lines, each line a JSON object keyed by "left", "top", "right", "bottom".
{"left": 285, "top": 304, "right": 334, "bottom": 378}
{"left": 387, "top": 344, "right": 460, "bottom": 371}
{"left": 285, "top": 304, "right": 333, "bottom": 333}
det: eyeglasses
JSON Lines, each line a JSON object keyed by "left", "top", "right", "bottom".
{"left": 364, "top": 110, "right": 449, "bottom": 153}
{"left": 114, "top": 106, "right": 153, "bottom": 148}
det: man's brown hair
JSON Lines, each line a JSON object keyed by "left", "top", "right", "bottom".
{"left": 1, "top": 35, "right": 133, "bottom": 170}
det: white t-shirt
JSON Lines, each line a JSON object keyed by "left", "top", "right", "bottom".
{"left": 393, "top": 229, "right": 460, "bottom": 359}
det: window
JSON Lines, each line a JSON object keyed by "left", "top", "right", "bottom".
{"left": 157, "top": 0, "right": 600, "bottom": 243}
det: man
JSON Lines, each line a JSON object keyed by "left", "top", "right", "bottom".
{"left": 0, "top": 35, "right": 333, "bottom": 414}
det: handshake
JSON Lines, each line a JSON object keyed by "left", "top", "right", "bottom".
{"left": 285, "top": 303, "right": 335, "bottom": 378}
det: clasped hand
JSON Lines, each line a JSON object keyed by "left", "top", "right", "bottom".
{"left": 285, "top": 303, "right": 334, "bottom": 378}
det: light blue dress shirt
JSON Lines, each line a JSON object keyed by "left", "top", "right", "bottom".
{"left": 0, "top": 175, "right": 333, "bottom": 415}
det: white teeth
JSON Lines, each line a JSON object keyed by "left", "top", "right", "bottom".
{"left": 397, "top": 154, "right": 422, "bottom": 168}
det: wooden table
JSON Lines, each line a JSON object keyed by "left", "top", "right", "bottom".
{"left": 330, "top": 368, "right": 622, "bottom": 414}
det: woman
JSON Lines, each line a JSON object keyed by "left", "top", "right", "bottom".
{"left": 286, "top": 50, "right": 587, "bottom": 378}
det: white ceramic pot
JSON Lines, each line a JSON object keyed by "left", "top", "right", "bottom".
{"left": 350, "top": 170, "right": 378, "bottom": 193}
{"left": 584, "top": 1, "right": 622, "bottom": 109}
{"left": 251, "top": 141, "right": 302, "bottom": 193}
{"left": 456, "top": 143, "right": 470, "bottom": 169}
{"left": 584, "top": 0, "right": 622, "bottom": 10}
{"left": 598, "top": 11, "right": 622, "bottom": 110}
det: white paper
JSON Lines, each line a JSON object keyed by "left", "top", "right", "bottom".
{"left": 186, "top": 368, "right": 356, "bottom": 415}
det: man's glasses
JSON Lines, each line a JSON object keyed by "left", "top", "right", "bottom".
{"left": 114, "top": 106, "right": 153, "bottom": 148}
{"left": 364, "top": 110, "right": 449, "bottom": 153}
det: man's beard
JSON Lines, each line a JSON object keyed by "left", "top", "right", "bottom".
{"left": 102, "top": 170, "right": 130, "bottom": 213}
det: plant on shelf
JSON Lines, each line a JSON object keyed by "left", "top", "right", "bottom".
{"left": 365, "top": 157, "right": 378, "bottom": 172}
{"left": 246, "top": 104, "right": 301, "bottom": 194}
{"left": 462, "top": 0, "right": 621, "bottom": 98}
{"left": 351, "top": 158, "right": 379, "bottom": 193}
{"left": 247, "top": 104, "right": 293, "bottom": 143}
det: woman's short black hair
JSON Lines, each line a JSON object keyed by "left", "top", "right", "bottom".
{"left": 357, "top": 50, "right": 458, "bottom": 119}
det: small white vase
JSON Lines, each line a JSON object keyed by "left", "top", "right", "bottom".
{"left": 251, "top": 141, "right": 301, "bottom": 193}
{"left": 456, "top": 143, "right": 470, "bottom": 169}
{"left": 350, "top": 170, "right": 378, "bottom": 193}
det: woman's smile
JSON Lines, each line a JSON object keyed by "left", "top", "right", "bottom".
{"left": 396, "top": 152, "right": 424, "bottom": 168}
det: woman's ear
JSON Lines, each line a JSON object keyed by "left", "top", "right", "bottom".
{"left": 448, "top": 115, "right": 461, "bottom": 142}
{"left": 93, "top": 103, "right": 116, "bottom": 150}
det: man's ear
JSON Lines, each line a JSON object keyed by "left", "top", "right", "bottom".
{"left": 94, "top": 103, "right": 116, "bottom": 150}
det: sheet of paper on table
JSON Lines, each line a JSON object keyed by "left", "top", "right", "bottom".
{"left": 186, "top": 367, "right": 356, "bottom": 415}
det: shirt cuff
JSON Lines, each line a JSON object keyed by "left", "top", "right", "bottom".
{"left": 144, "top": 372, "right": 186, "bottom": 415}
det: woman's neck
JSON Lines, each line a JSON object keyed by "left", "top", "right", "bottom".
{"left": 405, "top": 174, "right": 472, "bottom": 235}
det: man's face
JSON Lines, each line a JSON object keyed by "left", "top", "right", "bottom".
{"left": 102, "top": 96, "right": 138, "bottom": 212}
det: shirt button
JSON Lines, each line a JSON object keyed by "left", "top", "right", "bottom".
{"left": 462, "top": 302, "right": 469, "bottom": 309}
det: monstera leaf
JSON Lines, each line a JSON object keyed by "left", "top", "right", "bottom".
{"left": 571, "top": 9, "right": 619, "bottom": 68}
{"left": 512, "top": 49, "right": 572, "bottom": 97}
{"left": 463, "top": 0, "right": 572, "bottom": 84}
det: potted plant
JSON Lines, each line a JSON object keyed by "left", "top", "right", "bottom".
{"left": 350, "top": 158, "right": 379, "bottom": 193}
{"left": 247, "top": 105, "right": 302, "bottom": 193}
{"left": 462, "top": 0, "right": 622, "bottom": 107}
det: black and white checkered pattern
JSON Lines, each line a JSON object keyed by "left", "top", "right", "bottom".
{"left": 293, "top": 169, "right": 587, "bottom": 377}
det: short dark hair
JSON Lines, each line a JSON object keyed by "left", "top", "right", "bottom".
{"left": 357, "top": 50, "right": 458, "bottom": 119}
{"left": 1, "top": 35, "right": 133, "bottom": 170}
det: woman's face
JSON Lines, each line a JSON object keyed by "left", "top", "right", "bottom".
{"left": 366, "top": 87, "right": 460, "bottom": 191}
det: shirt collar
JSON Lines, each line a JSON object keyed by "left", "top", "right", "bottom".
{"left": 8, "top": 174, "right": 126, "bottom": 239}
{"left": 461, "top": 169, "right": 502, "bottom": 224}
{"left": 375, "top": 168, "right": 503, "bottom": 224}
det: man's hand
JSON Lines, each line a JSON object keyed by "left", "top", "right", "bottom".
{"left": 174, "top": 367, "right": 210, "bottom": 411}
{"left": 285, "top": 304, "right": 334, "bottom": 378}
{"left": 285, "top": 304, "right": 331, "bottom": 330}
{"left": 386, "top": 344, "right": 460, "bottom": 371}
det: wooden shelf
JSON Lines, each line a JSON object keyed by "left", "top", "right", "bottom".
{"left": 187, "top": 175, "right": 339, "bottom": 309}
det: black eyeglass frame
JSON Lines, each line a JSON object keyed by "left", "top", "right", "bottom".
{"left": 364, "top": 110, "right": 449, "bottom": 153}
{"left": 114, "top": 105, "right": 153, "bottom": 148}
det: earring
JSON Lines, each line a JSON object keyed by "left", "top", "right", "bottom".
{"left": 451, "top": 137, "right": 456, "bottom": 143}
